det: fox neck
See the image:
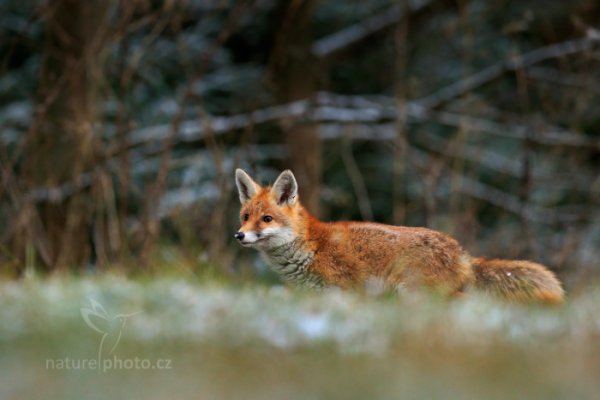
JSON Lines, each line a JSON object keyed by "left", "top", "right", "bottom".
{"left": 260, "top": 206, "right": 324, "bottom": 288}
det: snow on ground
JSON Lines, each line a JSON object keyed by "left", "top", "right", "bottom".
{"left": 1, "top": 275, "right": 598, "bottom": 351}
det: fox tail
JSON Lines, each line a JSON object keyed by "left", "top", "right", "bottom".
{"left": 471, "top": 257, "right": 564, "bottom": 304}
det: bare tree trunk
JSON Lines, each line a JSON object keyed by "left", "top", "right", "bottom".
{"left": 17, "top": 0, "right": 111, "bottom": 270}
{"left": 270, "top": 0, "right": 322, "bottom": 216}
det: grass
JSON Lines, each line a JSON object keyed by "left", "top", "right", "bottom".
{"left": 1, "top": 273, "right": 599, "bottom": 399}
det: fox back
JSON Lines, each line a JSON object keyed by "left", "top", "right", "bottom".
{"left": 234, "top": 169, "right": 564, "bottom": 303}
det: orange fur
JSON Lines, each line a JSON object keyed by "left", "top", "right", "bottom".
{"left": 235, "top": 169, "right": 565, "bottom": 304}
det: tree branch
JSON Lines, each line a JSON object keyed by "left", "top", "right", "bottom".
{"left": 406, "top": 146, "right": 585, "bottom": 224}
{"left": 311, "top": 0, "right": 432, "bottom": 57}
{"left": 412, "top": 36, "right": 599, "bottom": 110}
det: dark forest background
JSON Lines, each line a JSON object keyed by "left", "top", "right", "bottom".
{"left": 0, "top": 0, "right": 598, "bottom": 289}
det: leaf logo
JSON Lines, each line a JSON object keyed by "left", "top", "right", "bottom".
{"left": 80, "top": 299, "right": 141, "bottom": 361}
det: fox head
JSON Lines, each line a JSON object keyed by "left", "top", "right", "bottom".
{"left": 234, "top": 169, "right": 302, "bottom": 249}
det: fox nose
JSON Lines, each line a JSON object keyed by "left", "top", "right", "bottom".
{"left": 234, "top": 231, "right": 245, "bottom": 241}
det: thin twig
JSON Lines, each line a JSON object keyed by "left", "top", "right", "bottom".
{"left": 311, "top": 0, "right": 431, "bottom": 57}
{"left": 341, "top": 127, "right": 373, "bottom": 221}
{"left": 412, "top": 36, "right": 599, "bottom": 110}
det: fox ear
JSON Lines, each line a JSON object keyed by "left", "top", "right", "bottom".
{"left": 235, "top": 169, "right": 260, "bottom": 204}
{"left": 272, "top": 170, "right": 298, "bottom": 206}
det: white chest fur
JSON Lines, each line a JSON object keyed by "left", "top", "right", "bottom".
{"left": 261, "top": 239, "right": 323, "bottom": 288}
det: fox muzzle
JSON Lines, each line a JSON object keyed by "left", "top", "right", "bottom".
{"left": 234, "top": 231, "right": 245, "bottom": 241}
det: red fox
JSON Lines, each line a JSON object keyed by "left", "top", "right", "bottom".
{"left": 234, "top": 169, "right": 564, "bottom": 303}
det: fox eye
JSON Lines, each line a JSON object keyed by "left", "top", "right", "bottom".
{"left": 263, "top": 215, "right": 273, "bottom": 223}
{"left": 243, "top": 213, "right": 249, "bottom": 221}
